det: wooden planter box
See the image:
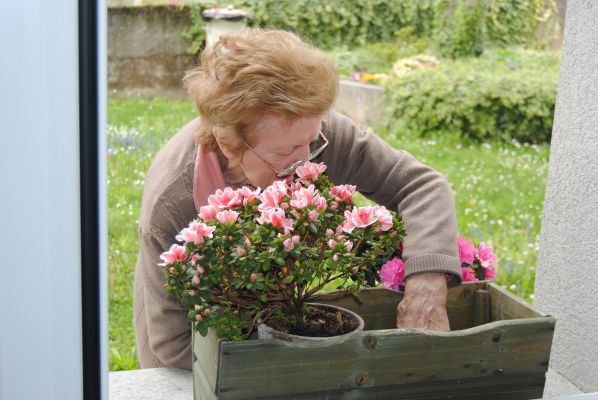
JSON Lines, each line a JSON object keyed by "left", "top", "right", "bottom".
{"left": 192, "top": 281, "right": 555, "bottom": 400}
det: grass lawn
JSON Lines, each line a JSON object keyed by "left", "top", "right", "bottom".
{"left": 108, "top": 96, "right": 549, "bottom": 371}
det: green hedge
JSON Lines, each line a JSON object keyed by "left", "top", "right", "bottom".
{"left": 183, "top": 0, "right": 554, "bottom": 56}
{"left": 383, "top": 49, "right": 560, "bottom": 143}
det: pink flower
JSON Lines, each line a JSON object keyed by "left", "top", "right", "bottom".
{"left": 208, "top": 187, "right": 242, "bottom": 209}
{"left": 461, "top": 267, "right": 479, "bottom": 282}
{"left": 458, "top": 236, "right": 475, "bottom": 265}
{"left": 292, "top": 235, "right": 300, "bottom": 244}
{"left": 192, "top": 275, "right": 201, "bottom": 286}
{"left": 159, "top": 244, "right": 188, "bottom": 266}
{"left": 199, "top": 205, "right": 218, "bottom": 222}
{"left": 475, "top": 242, "right": 497, "bottom": 268}
{"left": 336, "top": 225, "right": 344, "bottom": 234}
{"left": 331, "top": 184, "right": 356, "bottom": 202}
{"left": 236, "top": 246, "right": 246, "bottom": 257}
{"left": 379, "top": 257, "right": 405, "bottom": 291}
{"left": 329, "top": 201, "right": 338, "bottom": 210}
{"left": 216, "top": 210, "right": 239, "bottom": 224}
{"left": 258, "top": 181, "right": 288, "bottom": 210}
{"left": 373, "top": 206, "right": 393, "bottom": 231}
{"left": 325, "top": 228, "right": 334, "bottom": 237}
{"left": 176, "top": 221, "right": 216, "bottom": 245}
{"left": 308, "top": 209, "right": 318, "bottom": 221}
{"left": 343, "top": 206, "right": 376, "bottom": 233}
{"left": 283, "top": 238, "right": 295, "bottom": 252}
{"left": 484, "top": 265, "right": 497, "bottom": 280}
{"left": 328, "top": 239, "right": 337, "bottom": 248}
{"left": 295, "top": 161, "right": 327, "bottom": 183}
{"left": 238, "top": 186, "right": 261, "bottom": 205}
{"left": 290, "top": 185, "right": 326, "bottom": 210}
{"left": 344, "top": 240, "right": 353, "bottom": 252}
{"left": 256, "top": 208, "right": 294, "bottom": 230}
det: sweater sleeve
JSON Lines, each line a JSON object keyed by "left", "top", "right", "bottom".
{"left": 321, "top": 111, "right": 462, "bottom": 285}
{"left": 135, "top": 222, "right": 192, "bottom": 370}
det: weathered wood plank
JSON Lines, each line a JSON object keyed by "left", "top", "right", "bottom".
{"left": 474, "top": 289, "right": 491, "bottom": 326}
{"left": 192, "top": 325, "right": 220, "bottom": 397}
{"left": 313, "top": 283, "right": 485, "bottom": 331}
{"left": 242, "top": 373, "right": 547, "bottom": 399}
{"left": 487, "top": 282, "right": 546, "bottom": 320}
{"left": 215, "top": 317, "right": 555, "bottom": 399}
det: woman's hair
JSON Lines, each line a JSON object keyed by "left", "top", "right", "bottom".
{"left": 183, "top": 28, "right": 338, "bottom": 153}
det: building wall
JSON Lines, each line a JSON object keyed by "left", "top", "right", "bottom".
{"left": 534, "top": 0, "right": 598, "bottom": 396}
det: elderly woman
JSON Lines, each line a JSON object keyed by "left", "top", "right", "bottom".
{"left": 134, "top": 28, "right": 462, "bottom": 369}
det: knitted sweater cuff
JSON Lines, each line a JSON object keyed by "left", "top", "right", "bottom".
{"left": 404, "top": 254, "right": 463, "bottom": 288}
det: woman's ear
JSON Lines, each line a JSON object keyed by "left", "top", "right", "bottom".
{"left": 212, "top": 126, "right": 237, "bottom": 161}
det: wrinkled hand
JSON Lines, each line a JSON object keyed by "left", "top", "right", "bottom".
{"left": 396, "top": 272, "right": 450, "bottom": 332}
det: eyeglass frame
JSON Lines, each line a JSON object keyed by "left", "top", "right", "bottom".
{"left": 240, "top": 130, "right": 329, "bottom": 178}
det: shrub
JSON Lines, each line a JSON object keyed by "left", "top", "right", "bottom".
{"left": 383, "top": 48, "right": 560, "bottom": 143}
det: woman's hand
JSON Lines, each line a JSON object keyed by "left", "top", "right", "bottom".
{"left": 396, "top": 272, "right": 450, "bottom": 332}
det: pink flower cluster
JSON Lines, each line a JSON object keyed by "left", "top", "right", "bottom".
{"left": 457, "top": 236, "right": 498, "bottom": 282}
{"left": 379, "top": 257, "right": 405, "bottom": 291}
{"left": 343, "top": 206, "right": 393, "bottom": 233}
{"left": 295, "top": 162, "right": 326, "bottom": 183}
{"left": 159, "top": 244, "right": 189, "bottom": 266}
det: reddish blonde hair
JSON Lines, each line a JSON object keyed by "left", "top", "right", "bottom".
{"left": 183, "top": 28, "right": 338, "bottom": 153}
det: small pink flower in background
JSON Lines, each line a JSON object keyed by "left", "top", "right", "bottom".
{"left": 373, "top": 206, "right": 393, "bottom": 231}
{"left": 336, "top": 225, "right": 344, "bottom": 234}
{"left": 308, "top": 210, "right": 318, "bottom": 221}
{"left": 458, "top": 236, "right": 475, "bottom": 265}
{"left": 159, "top": 244, "right": 188, "bottom": 266}
{"left": 238, "top": 186, "right": 261, "bottom": 204}
{"left": 192, "top": 275, "right": 201, "bottom": 286}
{"left": 216, "top": 210, "right": 239, "bottom": 224}
{"left": 289, "top": 181, "right": 303, "bottom": 192}
{"left": 336, "top": 234, "right": 345, "bottom": 242}
{"left": 328, "top": 239, "right": 337, "bottom": 248}
{"left": 191, "top": 254, "right": 203, "bottom": 265}
{"left": 196, "top": 265, "right": 205, "bottom": 275}
{"left": 331, "top": 185, "right": 356, "bottom": 202}
{"left": 259, "top": 180, "right": 288, "bottom": 210}
{"left": 256, "top": 208, "right": 294, "bottom": 230}
{"left": 475, "top": 242, "right": 497, "bottom": 268}
{"left": 283, "top": 238, "right": 295, "bottom": 252}
{"left": 379, "top": 257, "right": 405, "bottom": 291}
{"left": 484, "top": 265, "right": 497, "bottom": 280}
{"left": 325, "top": 228, "right": 334, "bottom": 236}
{"left": 343, "top": 206, "right": 376, "bottom": 233}
{"left": 295, "top": 161, "right": 327, "bottom": 183}
{"left": 332, "top": 254, "right": 339, "bottom": 261}
{"left": 345, "top": 240, "right": 353, "bottom": 252}
{"left": 461, "top": 267, "right": 479, "bottom": 282}
{"left": 236, "top": 246, "right": 247, "bottom": 257}
{"left": 208, "top": 188, "right": 242, "bottom": 209}
{"left": 199, "top": 205, "right": 218, "bottom": 222}
{"left": 329, "top": 201, "right": 338, "bottom": 210}
{"left": 176, "top": 221, "right": 216, "bottom": 245}
{"left": 292, "top": 235, "right": 300, "bottom": 244}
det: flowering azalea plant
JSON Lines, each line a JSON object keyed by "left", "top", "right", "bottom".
{"left": 378, "top": 236, "right": 498, "bottom": 292}
{"left": 160, "top": 162, "right": 405, "bottom": 340}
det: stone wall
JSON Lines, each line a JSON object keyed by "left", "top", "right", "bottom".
{"left": 108, "top": 5, "right": 195, "bottom": 98}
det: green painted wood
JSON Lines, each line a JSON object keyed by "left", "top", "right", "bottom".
{"left": 487, "top": 282, "right": 546, "bottom": 320}
{"left": 235, "top": 373, "right": 548, "bottom": 399}
{"left": 473, "top": 289, "right": 490, "bottom": 326}
{"left": 192, "top": 283, "right": 556, "bottom": 400}
{"left": 215, "top": 317, "right": 555, "bottom": 399}
{"left": 192, "top": 326, "right": 220, "bottom": 399}
{"left": 313, "top": 283, "right": 485, "bottom": 331}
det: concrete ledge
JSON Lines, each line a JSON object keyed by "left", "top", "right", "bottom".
{"left": 109, "top": 368, "right": 192, "bottom": 400}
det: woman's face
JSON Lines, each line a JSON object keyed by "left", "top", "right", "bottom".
{"left": 235, "top": 115, "right": 323, "bottom": 189}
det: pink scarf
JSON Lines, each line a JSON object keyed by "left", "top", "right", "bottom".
{"left": 192, "top": 144, "right": 226, "bottom": 212}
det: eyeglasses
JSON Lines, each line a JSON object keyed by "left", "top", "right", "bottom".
{"left": 240, "top": 130, "right": 329, "bottom": 178}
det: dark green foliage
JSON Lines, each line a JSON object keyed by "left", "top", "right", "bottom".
{"left": 384, "top": 49, "right": 560, "bottom": 143}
